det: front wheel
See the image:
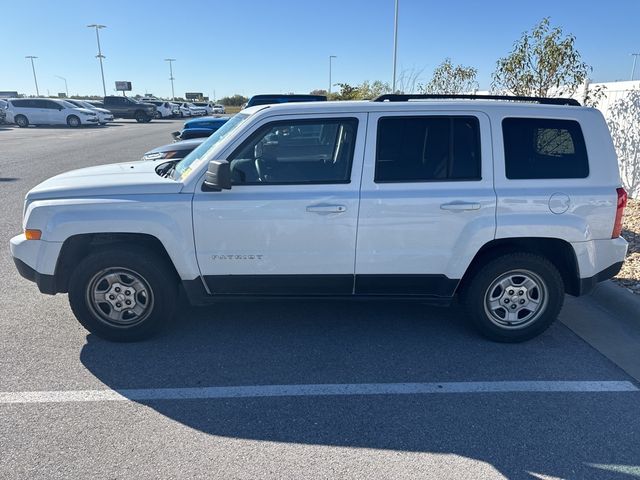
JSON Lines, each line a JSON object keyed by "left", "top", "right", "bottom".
{"left": 154, "top": 111, "right": 162, "bottom": 119}
{"left": 15, "top": 115, "right": 29, "bottom": 127}
{"left": 461, "top": 252, "right": 564, "bottom": 342}
{"left": 68, "top": 248, "right": 177, "bottom": 342}
{"left": 135, "top": 111, "right": 148, "bottom": 123}
{"left": 67, "top": 115, "right": 81, "bottom": 128}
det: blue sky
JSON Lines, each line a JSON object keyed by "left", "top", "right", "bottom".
{"left": 2, "top": 0, "right": 639, "bottom": 99}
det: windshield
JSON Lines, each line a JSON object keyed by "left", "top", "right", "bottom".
{"left": 172, "top": 113, "right": 250, "bottom": 180}
{"left": 61, "top": 100, "right": 78, "bottom": 108}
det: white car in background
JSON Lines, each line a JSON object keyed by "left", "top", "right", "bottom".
{"left": 180, "top": 102, "right": 207, "bottom": 116}
{"left": 144, "top": 100, "right": 175, "bottom": 119}
{"left": 192, "top": 102, "right": 215, "bottom": 115}
{"left": 64, "top": 99, "right": 114, "bottom": 125}
{"left": 212, "top": 104, "right": 225, "bottom": 114}
{"left": 5, "top": 98, "right": 99, "bottom": 127}
{"left": 175, "top": 103, "right": 192, "bottom": 118}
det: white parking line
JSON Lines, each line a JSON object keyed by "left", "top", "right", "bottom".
{"left": 0, "top": 381, "right": 636, "bottom": 404}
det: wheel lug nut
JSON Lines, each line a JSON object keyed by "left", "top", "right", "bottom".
{"left": 125, "top": 290, "right": 131, "bottom": 295}
{"left": 109, "top": 294, "right": 115, "bottom": 300}
{"left": 115, "top": 287, "right": 121, "bottom": 293}
{"left": 511, "top": 304, "right": 517, "bottom": 309}
{"left": 518, "top": 290, "right": 524, "bottom": 295}
{"left": 125, "top": 300, "right": 131, "bottom": 305}
{"left": 508, "top": 290, "right": 514, "bottom": 295}
{"left": 504, "top": 299, "right": 510, "bottom": 304}
{"left": 519, "top": 299, "right": 525, "bottom": 305}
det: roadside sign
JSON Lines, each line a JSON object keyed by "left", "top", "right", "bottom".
{"left": 115, "top": 81, "right": 132, "bottom": 91}
{"left": 185, "top": 92, "right": 203, "bottom": 100}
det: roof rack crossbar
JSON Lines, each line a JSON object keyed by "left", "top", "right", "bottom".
{"left": 372, "top": 94, "right": 580, "bottom": 106}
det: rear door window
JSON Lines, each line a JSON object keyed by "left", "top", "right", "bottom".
{"left": 502, "top": 118, "right": 589, "bottom": 179}
{"left": 375, "top": 116, "right": 481, "bottom": 182}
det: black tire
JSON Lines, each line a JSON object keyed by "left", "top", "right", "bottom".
{"left": 67, "top": 115, "right": 81, "bottom": 128}
{"left": 154, "top": 111, "right": 162, "bottom": 119}
{"left": 461, "top": 252, "right": 564, "bottom": 342}
{"left": 135, "top": 111, "right": 147, "bottom": 123}
{"left": 15, "top": 115, "right": 29, "bottom": 128}
{"left": 143, "top": 117, "right": 152, "bottom": 123}
{"left": 68, "top": 247, "right": 178, "bottom": 342}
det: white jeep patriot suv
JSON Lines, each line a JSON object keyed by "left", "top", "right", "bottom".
{"left": 10, "top": 94, "right": 629, "bottom": 342}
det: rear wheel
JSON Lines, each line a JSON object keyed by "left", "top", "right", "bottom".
{"left": 68, "top": 248, "right": 177, "bottom": 342}
{"left": 154, "top": 111, "right": 162, "bottom": 119}
{"left": 15, "top": 115, "right": 29, "bottom": 127}
{"left": 67, "top": 115, "right": 81, "bottom": 128}
{"left": 135, "top": 111, "right": 148, "bottom": 123}
{"left": 461, "top": 252, "right": 564, "bottom": 342}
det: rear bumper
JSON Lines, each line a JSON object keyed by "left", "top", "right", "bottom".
{"left": 578, "top": 261, "right": 624, "bottom": 295}
{"left": 572, "top": 237, "right": 628, "bottom": 296}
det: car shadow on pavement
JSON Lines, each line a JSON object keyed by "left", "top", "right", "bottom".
{"left": 80, "top": 299, "right": 639, "bottom": 480}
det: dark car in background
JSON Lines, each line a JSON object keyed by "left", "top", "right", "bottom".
{"left": 141, "top": 137, "right": 206, "bottom": 162}
{"left": 103, "top": 96, "right": 156, "bottom": 123}
{"left": 245, "top": 94, "right": 327, "bottom": 108}
{"left": 172, "top": 116, "right": 229, "bottom": 140}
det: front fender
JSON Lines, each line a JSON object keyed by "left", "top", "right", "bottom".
{"left": 25, "top": 195, "right": 199, "bottom": 279}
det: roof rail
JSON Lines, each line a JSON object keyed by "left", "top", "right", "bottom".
{"left": 372, "top": 94, "right": 581, "bottom": 106}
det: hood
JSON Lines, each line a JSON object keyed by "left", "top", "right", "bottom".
{"left": 27, "top": 161, "right": 182, "bottom": 201}
{"left": 94, "top": 107, "right": 111, "bottom": 114}
{"left": 74, "top": 108, "right": 97, "bottom": 115}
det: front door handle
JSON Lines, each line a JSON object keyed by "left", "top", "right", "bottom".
{"left": 440, "top": 201, "right": 481, "bottom": 211}
{"left": 306, "top": 204, "right": 347, "bottom": 214}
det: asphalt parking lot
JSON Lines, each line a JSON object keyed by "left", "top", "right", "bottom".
{"left": 1, "top": 120, "right": 639, "bottom": 480}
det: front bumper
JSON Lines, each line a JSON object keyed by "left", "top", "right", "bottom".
{"left": 13, "top": 257, "right": 57, "bottom": 294}
{"left": 84, "top": 117, "right": 99, "bottom": 123}
{"left": 10, "top": 234, "right": 63, "bottom": 294}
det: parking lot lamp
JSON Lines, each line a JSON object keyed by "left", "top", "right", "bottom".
{"left": 25, "top": 56, "right": 39, "bottom": 96}
{"left": 392, "top": 0, "right": 399, "bottom": 92}
{"left": 631, "top": 53, "right": 640, "bottom": 81}
{"left": 329, "top": 55, "right": 337, "bottom": 94}
{"left": 87, "top": 24, "right": 107, "bottom": 96}
{"left": 55, "top": 75, "right": 68, "bottom": 97}
{"left": 165, "top": 59, "right": 176, "bottom": 100}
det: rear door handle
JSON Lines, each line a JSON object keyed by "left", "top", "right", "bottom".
{"left": 440, "top": 201, "right": 481, "bottom": 211}
{"left": 306, "top": 204, "right": 347, "bottom": 214}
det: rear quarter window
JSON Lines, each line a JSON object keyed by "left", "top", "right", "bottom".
{"left": 502, "top": 118, "right": 589, "bottom": 179}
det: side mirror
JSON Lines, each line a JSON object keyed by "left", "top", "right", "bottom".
{"left": 203, "top": 160, "right": 231, "bottom": 191}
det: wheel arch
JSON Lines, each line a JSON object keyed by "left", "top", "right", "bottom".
{"left": 54, "top": 233, "right": 180, "bottom": 293}
{"left": 457, "top": 237, "right": 580, "bottom": 296}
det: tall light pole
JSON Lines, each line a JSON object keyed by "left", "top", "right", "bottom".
{"left": 55, "top": 75, "right": 68, "bottom": 97}
{"left": 165, "top": 58, "right": 176, "bottom": 100}
{"left": 25, "top": 56, "right": 40, "bottom": 96}
{"left": 631, "top": 53, "right": 640, "bottom": 81}
{"left": 87, "top": 24, "right": 107, "bottom": 96}
{"left": 392, "top": 0, "right": 399, "bottom": 92}
{"left": 328, "top": 55, "right": 337, "bottom": 94}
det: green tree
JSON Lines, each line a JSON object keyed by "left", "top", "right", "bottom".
{"left": 492, "top": 17, "right": 590, "bottom": 97}
{"left": 420, "top": 58, "right": 478, "bottom": 94}
{"left": 328, "top": 80, "right": 391, "bottom": 100}
{"left": 218, "top": 94, "right": 249, "bottom": 106}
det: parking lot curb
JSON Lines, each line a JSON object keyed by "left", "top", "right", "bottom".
{"left": 589, "top": 280, "right": 640, "bottom": 320}
{"left": 561, "top": 280, "right": 640, "bottom": 383}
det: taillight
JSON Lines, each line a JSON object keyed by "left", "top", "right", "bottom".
{"left": 612, "top": 187, "right": 628, "bottom": 238}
